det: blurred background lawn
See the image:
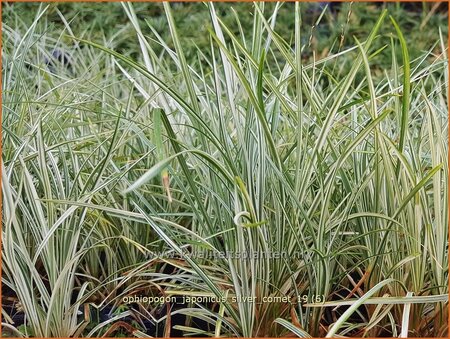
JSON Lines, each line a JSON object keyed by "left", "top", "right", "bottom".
{"left": 3, "top": 2, "right": 447, "bottom": 76}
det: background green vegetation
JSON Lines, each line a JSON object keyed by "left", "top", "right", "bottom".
{"left": 3, "top": 2, "right": 447, "bottom": 70}
{"left": 2, "top": 2, "right": 448, "bottom": 338}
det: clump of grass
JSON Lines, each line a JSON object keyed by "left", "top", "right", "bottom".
{"left": 2, "top": 2, "right": 448, "bottom": 338}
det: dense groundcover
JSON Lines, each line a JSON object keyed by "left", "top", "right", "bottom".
{"left": 2, "top": 2, "right": 449, "bottom": 337}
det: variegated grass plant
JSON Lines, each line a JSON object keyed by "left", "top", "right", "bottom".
{"left": 2, "top": 2, "right": 448, "bottom": 337}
